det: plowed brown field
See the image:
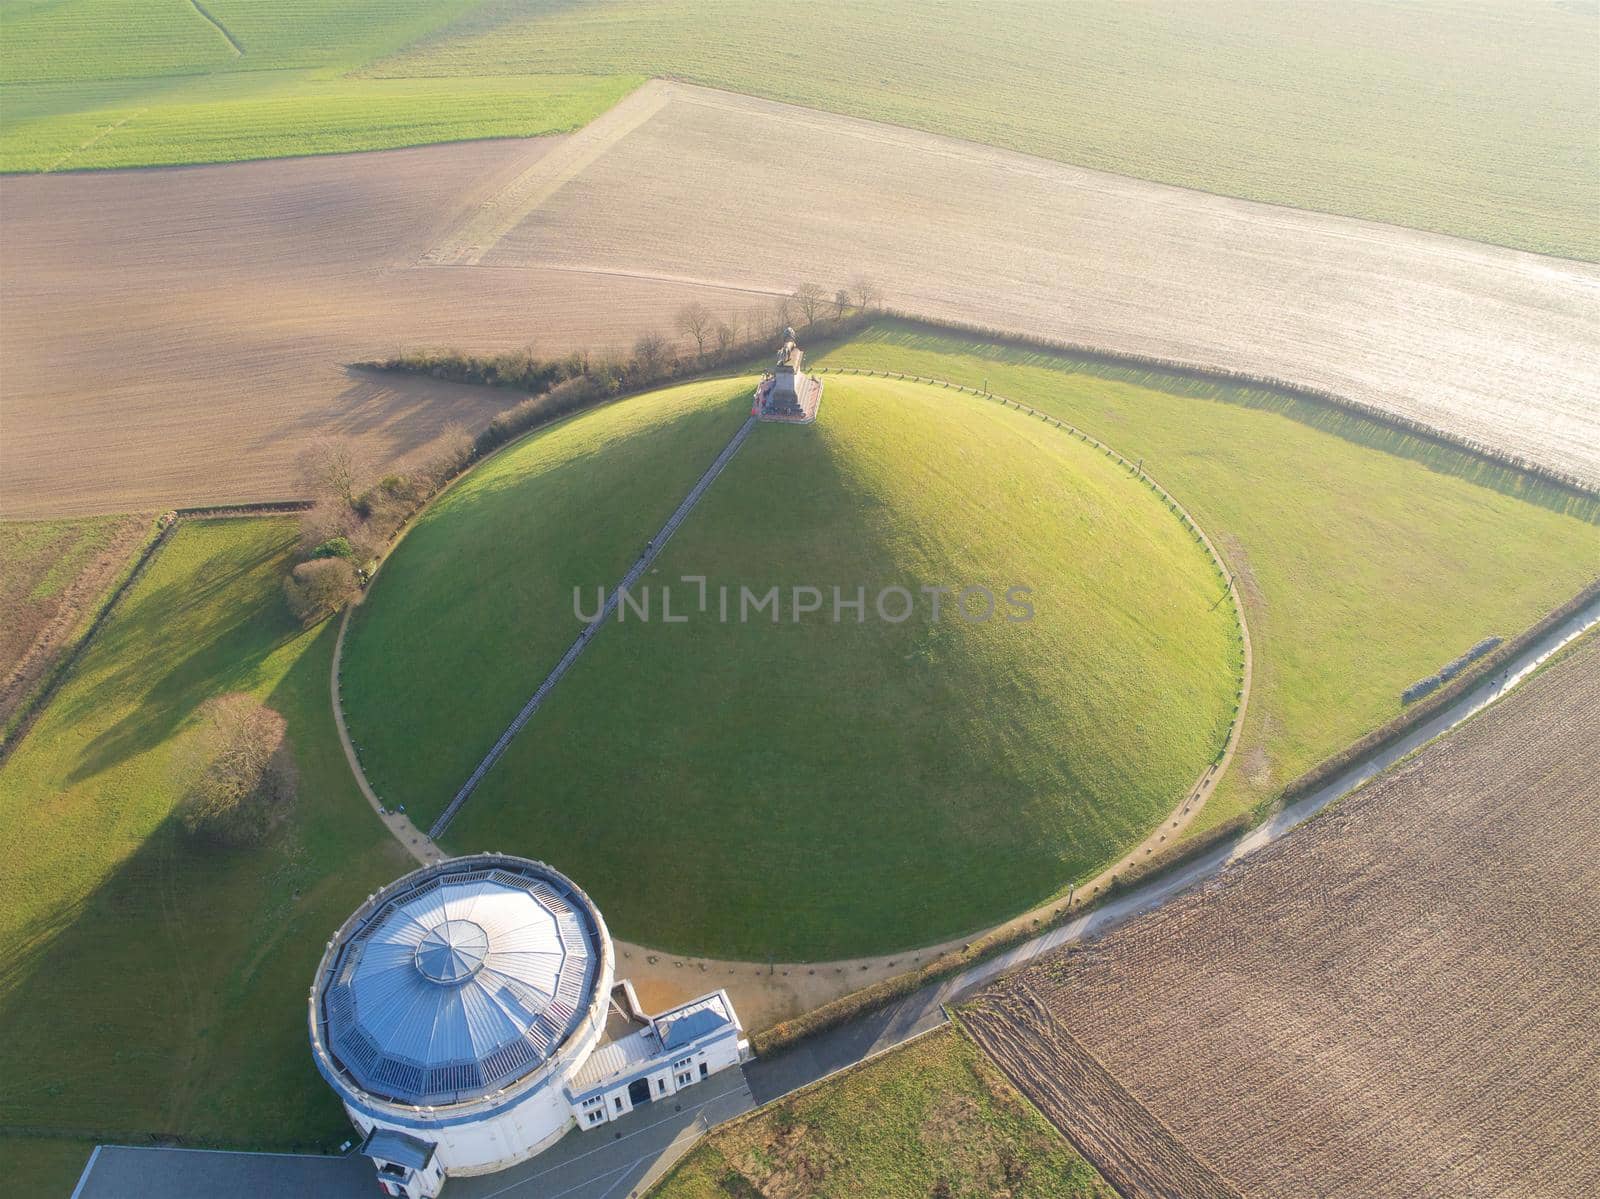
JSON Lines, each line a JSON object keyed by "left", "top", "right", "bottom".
{"left": 965, "top": 633, "right": 1600, "bottom": 1199}
{"left": 4, "top": 80, "right": 1597, "bottom": 516}
{"left": 457, "top": 83, "right": 1600, "bottom": 484}
{"left": 0, "top": 120, "right": 775, "bottom": 517}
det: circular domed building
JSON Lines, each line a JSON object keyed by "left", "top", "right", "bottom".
{"left": 309, "top": 854, "right": 746, "bottom": 1198}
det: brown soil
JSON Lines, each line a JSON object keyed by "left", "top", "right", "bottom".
{"left": 964, "top": 985, "right": 1241, "bottom": 1199}
{"left": 5, "top": 78, "right": 1593, "bottom": 510}
{"left": 0, "top": 514, "right": 149, "bottom": 729}
{"left": 0, "top": 116, "right": 774, "bottom": 518}
{"left": 965, "top": 634, "right": 1600, "bottom": 1198}
{"left": 463, "top": 82, "right": 1600, "bottom": 484}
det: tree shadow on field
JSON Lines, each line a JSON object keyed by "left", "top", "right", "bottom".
{"left": 0, "top": 812, "right": 349, "bottom": 1146}
{"left": 250, "top": 366, "right": 511, "bottom": 463}
{"left": 850, "top": 321, "right": 1600, "bottom": 524}
{"left": 0, "top": 613, "right": 403, "bottom": 1146}
{"left": 58, "top": 531, "right": 302, "bottom": 788}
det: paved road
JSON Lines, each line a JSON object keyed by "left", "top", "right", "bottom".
{"left": 72, "top": 1070, "right": 754, "bottom": 1199}
{"left": 749, "top": 589, "right": 1600, "bottom": 1102}
{"left": 73, "top": 594, "right": 1597, "bottom": 1197}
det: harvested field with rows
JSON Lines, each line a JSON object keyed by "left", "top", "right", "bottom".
{"left": 448, "top": 81, "right": 1600, "bottom": 485}
{"left": 964, "top": 632, "right": 1600, "bottom": 1199}
{"left": 4, "top": 79, "right": 1598, "bottom": 517}
{"left": 0, "top": 513, "right": 149, "bottom": 734}
{"left": 0, "top": 131, "right": 775, "bottom": 518}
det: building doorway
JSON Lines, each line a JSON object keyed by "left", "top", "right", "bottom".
{"left": 627, "top": 1078, "right": 652, "bottom": 1108}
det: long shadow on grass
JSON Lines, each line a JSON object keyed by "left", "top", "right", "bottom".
{"left": 0, "top": 623, "right": 397, "bottom": 1146}
{"left": 850, "top": 321, "right": 1600, "bottom": 523}
{"left": 448, "top": 388, "right": 1228, "bottom": 960}
{"left": 340, "top": 385, "right": 754, "bottom": 826}
{"left": 60, "top": 532, "right": 303, "bottom": 787}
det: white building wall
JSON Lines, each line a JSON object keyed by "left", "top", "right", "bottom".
{"left": 346, "top": 1078, "right": 575, "bottom": 1179}
{"left": 567, "top": 1026, "right": 746, "bottom": 1129}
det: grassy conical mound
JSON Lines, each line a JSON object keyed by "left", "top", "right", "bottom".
{"left": 347, "top": 375, "right": 1239, "bottom": 960}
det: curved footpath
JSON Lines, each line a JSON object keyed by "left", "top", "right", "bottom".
{"left": 743, "top": 589, "right": 1600, "bottom": 1105}
{"left": 330, "top": 373, "right": 1253, "bottom": 1028}
{"left": 80, "top": 557, "right": 1597, "bottom": 1199}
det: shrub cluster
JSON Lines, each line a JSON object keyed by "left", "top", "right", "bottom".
{"left": 294, "top": 288, "right": 880, "bottom": 623}
{"left": 364, "top": 295, "right": 878, "bottom": 459}
{"left": 282, "top": 425, "right": 475, "bottom": 625}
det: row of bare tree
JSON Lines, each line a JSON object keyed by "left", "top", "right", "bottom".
{"left": 671, "top": 277, "right": 882, "bottom": 360}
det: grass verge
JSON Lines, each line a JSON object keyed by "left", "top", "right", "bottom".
{"left": 653, "top": 1024, "right": 1111, "bottom": 1199}
{"left": 0, "top": 517, "right": 407, "bottom": 1146}
{"left": 814, "top": 322, "right": 1600, "bottom": 836}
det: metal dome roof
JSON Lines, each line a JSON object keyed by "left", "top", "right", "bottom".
{"left": 312, "top": 856, "right": 608, "bottom": 1108}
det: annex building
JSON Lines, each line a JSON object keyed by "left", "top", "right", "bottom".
{"left": 308, "top": 854, "right": 747, "bottom": 1198}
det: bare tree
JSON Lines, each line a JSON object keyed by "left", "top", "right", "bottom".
{"left": 675, "top": 302, "right": 715, "bottom": 360}
{"left": 423, "top": 422, "right": 474, "bottom": 489}
{"left": 833, "top": 287, "right": 851, "bottom": 317}
{"left": 792, "top": 283, "right": 826, "bottom": 325}
{"left": 296, "top": 437, "right": 362, "bottom": 510}
{"left": 179, "top": 694, "right": 296, "bottom": 847}
{"left": 849, "top": 276, "right": 883, "bottom": 311}
{"left": 283, "top": 557, "right": 359, "bottom": 626}
{"left": 768, "top": 295, "right": 794, "bottom": 339}
{"left": 633, "top": 332, "right": 672, "bottom": 376}
{"left": 714, "top": 321, "right": 737, "bottom": 356}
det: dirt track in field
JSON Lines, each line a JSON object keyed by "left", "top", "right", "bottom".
{"left": 964, "top": 634, "right": 1600, "bottom": 1199}
{"left": 3, "top": 79, "right": 1597, "bottom": 517}
{"left": 459, "top": 81, "right": 1600, "bottom": 484}
{"left": 0, "top": 123, "right": 775, "bottom": 518}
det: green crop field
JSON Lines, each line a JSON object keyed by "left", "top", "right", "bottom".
{"left": 380, "top": 0, "right": 1600, "bottom": 261}
{"left": 0, "top": 0, "right": 636, "bottom": 170}
{"left": 348, "top": 376, "right": 1240, "bottom": 961}
{"left": 656, "top": 1024, "right": 1111, "bottom": 1199}
{"left": 0, "top": 514, "right": 139, "bottom": 679}
{"left": 0, "top": 518, "right": 407, "bottom": 1145}
{"left": 4, "top": 1, "right": 1593, "bottom": 258}
{"left": 813, "top": 323, "right": 1600, "bottom": 836}
{"left": 7, "top": 1137, "right": 94, "bottom": 1196}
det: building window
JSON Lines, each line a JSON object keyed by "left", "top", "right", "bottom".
{"left": 700, "top": 1062, "right": 709, "bottom": 1079}
{"left": 614, "top": 1097, "right": 623, "bottom": 1112}
{"left": 587, "top": 1110, "right": 604, "bottom": 1125}
{"left": 677, "top": 1071, "right": 692, "bottom": 1086}
{"left": 658, "top": 1079, "right": 667, "bottom": 1094}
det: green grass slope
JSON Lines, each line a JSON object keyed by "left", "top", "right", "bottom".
{"left": 7, "top": 1137, "right": 93, "bottom": 1197}
{"left": 656, "top": 1024, "right": 1111, "bottom": 1199}
{"left": 340, "top": 379, "right": 757, "bottom": 819}
{"left": 815, "top": 323, "right": 1600, "bottom": 835}
{"left": 0, "top": 0, "right": 638, "bottom": 170}
{"left": 4, "top": 2, "right": 1592, "bottom": 258}
{"left": 445, "top": 378, "right": 1239, "bottom": 959}
{"left": 0, "top": 518, "right": 407, "bottom": 1145}
{"left": 382, "top": 0, "right": 1600, "bottom": 261}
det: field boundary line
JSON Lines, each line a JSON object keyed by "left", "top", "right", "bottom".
{"left": 419, "top": 79, "right": 674, "bottom": 267}
{"left": 427, "top": 412, "right": 760, "bottom": 839}
{"left": 45, "top": 110, "right": 145, "bottom": 173}
{"left": 189, "top": 0, "right": 242, "bottom": 56}
{"left": 0, "top": 503, "right": 311, "bottom": 762}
